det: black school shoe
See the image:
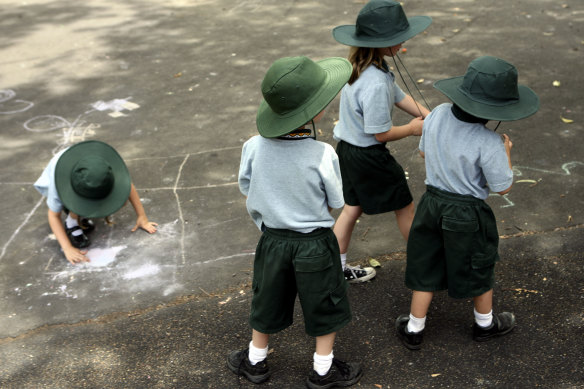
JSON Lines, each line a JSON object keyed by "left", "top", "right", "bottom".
{"left": 395, "top": 314, "right": 424, "bottom": 350}
{"left": 306, "top": 358, "right": 362, "bottom": 389}
{"left": 473, "top": 312, "right": 516, "bottom": 342}
{"left": 79, "top": 218, "right": 95, "bottom": 233}
{"left": 65, "top": 226, "right": 90, "bottom": 249}
{"left": 227, "top": 349, "right": 271, "bottom": 384}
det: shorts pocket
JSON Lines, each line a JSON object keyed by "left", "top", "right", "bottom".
{"left": 329, "top": 281, "right": 349, "bottom": 306}
{"left": 294, "top": 253, "right": 332, "bottom": 272}
{"left": 442, "top": 216, "right": 479, "bottom": 232}
{"left": 293, "top": 253, "right": 333, "bottom": 293}
{"left": 470, "top": 246, "right": 498, "bottom": 269}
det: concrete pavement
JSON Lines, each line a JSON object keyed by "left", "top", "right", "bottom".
{"left": 0, "top": 0, "right": 582, "bottom": 387}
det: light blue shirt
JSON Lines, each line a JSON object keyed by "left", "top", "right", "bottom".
{"left": 239, "top": 135, "right": 344, "bottom": 233}
{"left": 420, "top": 103, "right": 513, "bottom": 200}
{"left": 34, "top": 149, "right": 68, "bottom": 213}
{"left": 333, "top": 65, "right": 406, "bottom": 147}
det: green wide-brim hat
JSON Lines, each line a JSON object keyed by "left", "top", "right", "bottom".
{"left": 333, "top": 0, "right": 431, "bottom": 48}
{"left": 55, "top": 140, "right": 131, "bottom": 218}
{"left": 256, "top": 56, "right": 352, "bottom": 138}
{"left": 434, "top": 56, "right": 540, "bottom": 121}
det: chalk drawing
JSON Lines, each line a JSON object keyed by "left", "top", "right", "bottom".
{"left": 41, "top": 284, "right": 78, "bottom": 299}
{"left": 122, "top": 263, "right": 161, "bottom": 280}
{"left": 489, "top": 161, "right": 583, "bottom": 208}
{"left": 0, "top": 93, "right": 140, "bottom": 262}
{"left": 514, "top": 161, "right": 584, "bottom": 177}
{"left": 0, "top": 197, "right": 44, "bottom": 262}
{"left": 91, "top": 97, "right": 140, "bottom": 118}
{"left": 174, "top": 155, "right": 189, "bottom": 265}
{"left": 85, "top": 245, "right": 127, "bottom": 267}
{"left": 0, "top": 89, "right": 34, "bottom": 114}
{"left": 489, "top": 193, "right": 515, "bottom": 208}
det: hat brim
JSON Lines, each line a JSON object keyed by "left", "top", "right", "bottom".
{"left": 55, "top": 141, "right": 131, "bottom": 218}
{"left": 333, "top": 15, "right": 431, "bottom": 48}
{"left": 434, "top": 76, "right": 540, "bottom": 121}
{"left": 256, "top": 57, "right": 352, "bottom": 138}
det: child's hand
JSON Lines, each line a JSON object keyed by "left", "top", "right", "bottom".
{"left": 502, "top": 134, "right": 513, "bottom": 152}
{"left": 132, "top": 215, "right": 158, "bottom": 234}
{"left": 64, "top": 247, "right": 90, "bottom": 265}
{"left": 409, "top": 117, "right": 424, "bottom": 136}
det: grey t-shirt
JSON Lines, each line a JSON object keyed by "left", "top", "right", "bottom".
{"left": 420, "top": 103, "right": 513, "bottom": 199}
{"left": 34, "top": 148, "right": 68, "bottom": 213}
{"left": 238, "top": 135, "right": 344, "bottom": 233}
{"left": 333, "top": 65, "right": 406, "bottom": 147}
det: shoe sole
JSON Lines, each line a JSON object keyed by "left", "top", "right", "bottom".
{"left": 346, "top": 270, "right": 376, "bottom": 284}
{"left": 305, "top": 370, "right": 363, "bottom": 389}
{"left": 226, "top": 360, "right": 271, "bottom": 384}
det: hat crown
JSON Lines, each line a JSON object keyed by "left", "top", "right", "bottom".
{"left": 355, "top": 0, "right": 409, "bottom": 40}
{"left": 261, "top": 56, "right": 326, "bottom": 116}
{"left": 459, "top": 56, "right": 520, "bottom": 106}
{"left": 71, "top": 156, "right": 114, "bottom": 200}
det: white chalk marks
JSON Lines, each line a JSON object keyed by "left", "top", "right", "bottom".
{"left": 0, "top": 89, "right": 34, "bottom": 114}
{"left": 514, "top": 161, "right": 584, "bottom": 177}
{"left": 0, "top": 92, "right": 141, "bottom": 262}
{"left": 489, "top": 161, "right": 583, "bottom": 208}
{"left": 91, "top": 97, "right": 140, "bottom": 117}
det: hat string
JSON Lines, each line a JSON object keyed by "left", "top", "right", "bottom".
{"left": 391, "top": 53, "right": 431, "bottom": 117}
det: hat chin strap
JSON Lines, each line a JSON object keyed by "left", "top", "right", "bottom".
{"left": 391, "top": 53, "right": 431, "bottom": 117}
{"left": 277, "top": 120, "right": 317, "bottom": 140}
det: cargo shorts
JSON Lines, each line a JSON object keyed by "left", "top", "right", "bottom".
{"left": 249, "top": 227, "right": 352, "bottom": 337}
{"left": 405, "top": 186, "right": 500, "bottom": 299}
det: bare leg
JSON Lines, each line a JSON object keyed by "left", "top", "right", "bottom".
{"left": 473, "top": 289, "right": 493, "bottom": 314}
{"left": 315, "top": 332, "right": 336, "bottom": 356}
{"left": 333, "top": 205, "right": 363, "bottom": 254}
{"left": 410, "top": 290, "right": 434, "bottom": 319}
{"left": 394, "top": 202, "right": 415, "bottom": 241}
{"left": 252, "top": 329, "right": 269, "bottom": 349}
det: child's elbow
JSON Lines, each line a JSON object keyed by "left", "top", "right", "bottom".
{"left": 497, "top": 185, "right": 512, "bottom": 195}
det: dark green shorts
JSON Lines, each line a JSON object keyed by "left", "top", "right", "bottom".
{"left": 405, "top": 186, "right": 500, "bottom": 299}
{"left": 336, "top": 140, "right": 413, "bottom": 215}
{"left": 249, "top": 228, "right": 352, "bottom": 337}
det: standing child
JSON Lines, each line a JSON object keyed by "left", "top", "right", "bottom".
{"left": 331, "top": 0, "right": 432, "bottom": 282}
{"left": 396, "top": 56, "right": 539, "bottom": 349}
{"left": 34, "top": 140, "right": 158, "bottom": 265}
{"left": 228, "top": 56, "right": 362, "bottom": 388}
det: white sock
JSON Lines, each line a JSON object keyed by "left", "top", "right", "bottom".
{"left": 407, "top": 313, "right": 426, "bottom": 333}
{"left": 474, "top": 309, "right": 493, "bottom": 328}
{"left": 313, "top": 351, "right": 334, "bottom": 376}
{"left": 340, "top": 253, "right": 347, "bottom": 269}
{"left": 65, "top": 214, "right": 83, "bottom": 236}
{"left": 248, "top": 340, "right": 268, "bottom": 365}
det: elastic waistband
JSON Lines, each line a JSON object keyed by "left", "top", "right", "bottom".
{"left": 264, "top": 227, "right": 331, "bottom": 241}
{"left": 339, "top": 139, "right": 387, "bottom": 151}
{"left": 426, "top": 185, "right": 484, "bottom": 205}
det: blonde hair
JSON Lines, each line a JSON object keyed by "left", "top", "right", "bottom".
{"left": 347, "top": 47, "right": 386, "bottom": 85}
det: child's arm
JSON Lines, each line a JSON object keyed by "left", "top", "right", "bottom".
{"left": 375, "top": 117, "right": 424, "bottom": 142}
{"left": 48, "top": 209, "right": 89, "bottom": 265}
{"left": 396, "top": 95, "right": 431, "bottom": 118}
{"left": 496, "top": 134, "right": 513, "bottom": 195}
{"left": 128, "top": 183, "right": 158, "bottom": 233}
